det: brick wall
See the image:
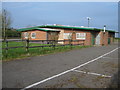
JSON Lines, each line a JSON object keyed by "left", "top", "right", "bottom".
{"left": 100, "top": 31, "right": 108, "bottom": 46}
{"left": 63, "top": 29, "right": 91, "bottom": 45}
{"left": 21, "top": 30, "right": 47, "bottom": 40}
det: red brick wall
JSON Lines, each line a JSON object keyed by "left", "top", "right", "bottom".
{"left": 100, "top": 31, "right": 108, "bottom": 46}
{"left": 21, "top": 30, "right": 47, "bottom": 40}
{"left": 63, "top": 29, "right": 91, "bottom": 45}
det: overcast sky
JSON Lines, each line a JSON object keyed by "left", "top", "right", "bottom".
{"left": 3, "top": 2, "right": 118, "bottom": 32}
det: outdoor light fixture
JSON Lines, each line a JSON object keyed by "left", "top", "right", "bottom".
{"left": 87, "top": 17, "right": 91, "bottom": 27}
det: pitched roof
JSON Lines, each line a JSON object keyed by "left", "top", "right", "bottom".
{"left": 16, "top": 25, "right": 116, "bottom": 33}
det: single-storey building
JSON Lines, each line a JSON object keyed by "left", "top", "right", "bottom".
{"left": 17, "top": 27, "right": 60, "bottom": 40}
{"left": 17, "top": 24, "right": 116, "bottom": 46}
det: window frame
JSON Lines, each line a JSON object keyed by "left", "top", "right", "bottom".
{"left": 31, "top": 32, "right": 36, "bottom": 39}
{"left": 64, "top": 33, "right": 72, "bottom": 39}
{"left": 76, "top": 33, "right": 86, "bottom": 39}
{"left": 24, "top": 32, "right": 28, "bottom": 39}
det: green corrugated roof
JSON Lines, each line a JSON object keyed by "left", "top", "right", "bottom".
{"left": 16, "top": 26, "right": 40, "bottom": 31}
{"left": 16, "top": 25, "right": 116, "bottom": 33}
{"left": 41, "top": 25, "right": 115, "bottom": 33}
{"left": 16, "top": 27, "right": 60, "bottom": 32}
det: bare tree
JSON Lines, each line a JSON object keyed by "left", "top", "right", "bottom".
{"left": 2, "top": 9, "right": 12, "bottom": 41}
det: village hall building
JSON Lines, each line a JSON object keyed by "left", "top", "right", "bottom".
{"left": 17, "top": 24, "right": 116, "bottom": 46}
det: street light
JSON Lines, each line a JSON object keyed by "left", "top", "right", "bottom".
{"left": 87, "top": 17, "right": 91, "bottom": 27}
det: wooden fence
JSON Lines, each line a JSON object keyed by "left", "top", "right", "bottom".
{"left": 1, "top": 39, "right": 85, "bottom": 57}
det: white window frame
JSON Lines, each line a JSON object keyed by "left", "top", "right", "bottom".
{"left": 31, "top": 32, "right": 36, "bottom": 39}
{"left": 24, "top": 32, "right": 28, "bottom": 39}
{"left": 64, "top": 33, "right": 72, "bottom": 39}
{"left": 76, "top": 33, "right": 86, "bottom": 39}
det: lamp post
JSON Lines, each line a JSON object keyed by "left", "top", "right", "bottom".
{"left": 87, "top": 17, "right": 91, "bottom": 27}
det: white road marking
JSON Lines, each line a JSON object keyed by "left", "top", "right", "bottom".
{"left": 21, "top": 47, "right": 120, "bottom": 90}
{"left": 102, "top": 57, "right": 118, "bottom": 59}
{"left": 73, "top": 70, "right": 111, "bottom": 78}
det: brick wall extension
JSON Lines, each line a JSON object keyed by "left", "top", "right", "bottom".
{"left": 21, "top": 30, "right": 47, "bottom": 40}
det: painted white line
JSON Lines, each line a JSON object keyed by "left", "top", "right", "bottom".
{"left": 73, "top": 70, "right": 111, "bottom": 78}
{"left": 102, "top": 57, "right": 118, "bottom": 59}
{"left": 21, "top": 47, "right": 120, "bottom": 90}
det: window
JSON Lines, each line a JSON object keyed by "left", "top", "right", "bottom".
{"left": 64, "top": 33, "right": 72, "bottom": 39}
{"left": 24, "top": 32, "right": 28, "bottom": 39}
{"left": 50, "top": 32, "right": 58, "bottom": 35}
{"left": 31, "top": 33, "right": 36, "bottom": 39}
{"left": 76, "top": 33, "right": 86, "bottom": 39}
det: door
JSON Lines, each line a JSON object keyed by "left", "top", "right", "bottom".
{"left": 108, "top": 38, "right": 111, "bottom": 44}
{"left": 91, "top": 33, "right": 95, "bottom": 45}
{"left": 95, "top": 34, "right": 100, "bottom": 45}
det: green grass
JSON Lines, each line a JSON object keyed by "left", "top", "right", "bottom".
{"left": 1, "top": 41, "right": 92, "bottom": 61}
{"left": 114, "top": 38, "right": 120, "bottom": 41}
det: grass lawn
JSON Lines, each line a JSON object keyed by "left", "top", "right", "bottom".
{"left": 114, "top": 38, "right": 120, "bottom": 42}
{"left": 1, "top": 41, "right": 92, "bottom": 61}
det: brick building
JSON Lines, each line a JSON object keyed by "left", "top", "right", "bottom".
{"left": 17, "top": 24, "right": 116, "bottom": 46}
{"left": 17, "top": 27, "right": 60, "bottom": 40}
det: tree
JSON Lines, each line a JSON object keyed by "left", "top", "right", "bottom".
{"left": 2, "top": 9, "right": 12, "bottom": 41}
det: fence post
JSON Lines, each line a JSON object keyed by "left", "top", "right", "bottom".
{"left": 70, "top": 39, "right": 72, "bottom": 49}
{"left": 83, "top": 40, "right": 85, "bottom": 46}
{"left": 64, "top": 40, "right": 65, "bottom": 48}
{"left": 26, "top": 39, "right": 29, "bottom": 55}
{"left": 53, "top": 40, "right": 55, "bottom": 50}
{"left": 77, "top": 40, "right": 79, "bottom": 45}
{"left": 42, "top": 40, "right": 44, "bottom": 49}
{"left": 5, "top": 40, "right": 8, "bottom": 58}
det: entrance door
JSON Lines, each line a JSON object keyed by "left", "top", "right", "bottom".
{"left": 95, "top": 34, "right": 100, "bottom": 45}
{"left": 91, "top": 33, "right": 95, "bottom": 45}
{"left": 108, "top": 38, "right": 111, "bottom": 44}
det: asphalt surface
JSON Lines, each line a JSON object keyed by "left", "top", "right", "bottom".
{"left": 3, "top": 42, "right": 119, "bottom": 88}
